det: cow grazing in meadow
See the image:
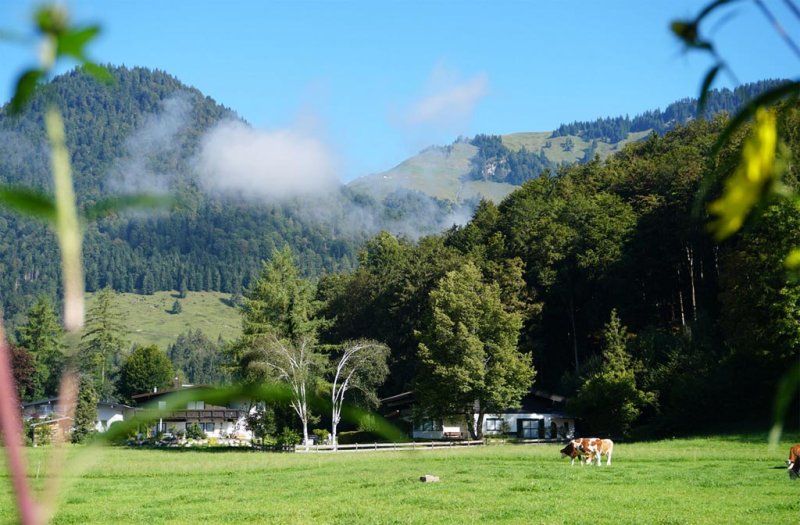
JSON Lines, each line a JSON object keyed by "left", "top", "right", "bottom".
{"left": 788, "top": 444, "right": 800, "bottom": 480}
{"left": 560, "top": 440, "right": 584, "bottom": 466}
{"left": 589, "top": 438, "right": 614, "bottom": 466}
{"left": 561, "top": 438, "right": 598, "bottom": 466}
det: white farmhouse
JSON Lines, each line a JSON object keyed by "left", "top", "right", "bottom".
{"left": 381, "top": 390, "right": 576, "bottom": 441}
{"left": 131, "top": 385, "right": 251, "bottom": 439}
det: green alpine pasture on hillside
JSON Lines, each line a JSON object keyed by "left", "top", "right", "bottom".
{"left": 85, "top": 291, "right": 241, "bottom": 349}
{"left": 1, "top": 435, "right": 797, "bottom": 524}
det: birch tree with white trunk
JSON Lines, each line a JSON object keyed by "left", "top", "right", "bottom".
{"left": 244, "top": 335, "right": 322, "bottom": 450}
{"left": 330, "top": 340, "right": 389, "bottom": 450}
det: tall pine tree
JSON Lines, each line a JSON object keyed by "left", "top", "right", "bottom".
{"left": 79, "top": 287, "right": 129, "bottom": 400}
{"left": 17, "top": 297, "right": 65, "bottom": 399}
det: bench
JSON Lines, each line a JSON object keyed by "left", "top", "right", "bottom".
{"left": 442, "top": 427, "right": 462, "bottom": 439}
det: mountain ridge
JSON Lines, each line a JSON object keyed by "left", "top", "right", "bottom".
{"left": 348, "top": 79, "right": 787, "bottom": 203}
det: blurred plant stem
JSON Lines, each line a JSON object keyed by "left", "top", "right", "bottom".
{"left": 0, "top": 323, "right": 41, "bottom": 525}
{"left": 45, "top": 107, "right": 84, "bottom": 333}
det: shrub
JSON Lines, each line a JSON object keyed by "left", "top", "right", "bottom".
{"left": 357, "top": 415, "right": 379, "bottom": 433}
{"left": 33, "top": 422, "right": 53, "bottom": 446}
{"left": 186, "top": 423, "right": 206, "bottom": 440}
{"left": 276, "top": 427, "right": 300, "bottom": 446}
{"left": 312, "top": 428, "right": 330, "bottom": 445}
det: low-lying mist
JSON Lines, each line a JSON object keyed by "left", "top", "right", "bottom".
{"left": 103, "top": 93, "right": 476, "bottom": 242}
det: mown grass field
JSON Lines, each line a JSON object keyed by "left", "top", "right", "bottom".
{"left": 1, "top": 435, "right": 798, "bottom": 524}
{"left": 85, "top": 290, "right": 241, "bottom": 349}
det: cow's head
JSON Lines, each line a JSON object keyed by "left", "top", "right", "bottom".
{"left": 560, "top": 442, "right": 575, "bottom": 458}
{"left": 789, "top": 461, "right": 800, "bottom": 480}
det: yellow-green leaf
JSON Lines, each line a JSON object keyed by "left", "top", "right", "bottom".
{"left": 707, "top": 107, "right": 778, "bottom": 240}
{"left": 785, "top": 249, "right": 800, "bottom": 270}
{"left": 81, "top": 62, "right": 113, "bottom": 84}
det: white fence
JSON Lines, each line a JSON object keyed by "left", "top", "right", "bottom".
{"left": 295, "top": 440, "right": 485, "bottom": 453}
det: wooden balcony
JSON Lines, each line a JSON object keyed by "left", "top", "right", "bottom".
{"left": 137, "top": 409, "right": 242, "bottom": 421}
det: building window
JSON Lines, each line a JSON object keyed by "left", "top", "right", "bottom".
{"left": 485, "top": 418, "right": 504, "bottom": 433}
{"left": 518, "top": 419, "right": 542, "bottom": 439}
{"left": 187, "top": 401, "right": 205, "bottom": 410}
{"left": 158, "top": 401, "right": 167, "bottom": 410}
{"left": 414, "top": 419, "right": 442, "bottom": 432}
{"left": 200, "top": 422, "right": 215, "bottom": 433}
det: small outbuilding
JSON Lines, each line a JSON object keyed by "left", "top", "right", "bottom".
{"left": 21, "top": 397, "right": 134, "bottom": 434}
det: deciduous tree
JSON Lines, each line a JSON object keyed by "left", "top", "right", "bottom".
{"left": 117, "top": 345, "right": 174, "bottom": 403}
{"left": 415, "top": 262, "right": 534, "bottom": 439}
{"left": 329, "top": 340, "right": 389, "bottom": 449}
{"left": 240, "top": 335, "right": 322, "bottom": 448}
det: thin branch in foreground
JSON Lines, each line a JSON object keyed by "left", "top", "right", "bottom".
{"left": 754, "top": 0, "right": 800, "bottom": 62}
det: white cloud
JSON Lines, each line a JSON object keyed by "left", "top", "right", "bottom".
{"left": 197, "top": 119, "right": 339, "bottom": 199}
{"left": 406, "top": 66, "right": 489, "bottom": 131}
{"left": 108, "top": 94, "right": 192, "bottom": 194}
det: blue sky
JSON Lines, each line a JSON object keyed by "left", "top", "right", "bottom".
{"left": 1, "top": 1, "right": 798, "bottom": 183}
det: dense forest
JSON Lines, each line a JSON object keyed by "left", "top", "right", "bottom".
{"left": 318, "top": 109, "right": 800, "bottom": 436}
{"left": 551, "top": 79, "right": 787, "bottom": 142}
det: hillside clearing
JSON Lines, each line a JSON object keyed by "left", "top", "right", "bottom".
{"left": 85, "top": 291, "right": 241, "bottom": 349}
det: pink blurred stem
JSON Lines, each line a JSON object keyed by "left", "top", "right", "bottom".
{"left": 0, "top": 322, "right": 39, "bottom": 525}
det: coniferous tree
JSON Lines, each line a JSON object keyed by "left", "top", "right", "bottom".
{"left": 168, "top": 329, "right": 226, "bottom": 385}
{"left": 71, "top": 375, "right": 99, "bottom": 443}
{"left": 235, "top": 247, "right": 324, "bottom": 447}
{"left": 567, "top": 310, "right": 654, "bottom": 436}
{"left": 79, "top": 287, "right": 129, "bottom": 400}
{"left": 17, "top": 297, "right": 65, "bottom": 399}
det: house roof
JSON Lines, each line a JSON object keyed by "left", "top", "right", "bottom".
{"left": 21, "top": 397, "right": 60, "bottom": 408}
{"left": 379, "top": 389, "right": 570, "bottom": 416}
{"left": 380, "top": 391, "right": 414, "bottom": 405}
{"left": 29, "top": 416, "right": 73, "bottom": 427}
{"left": 22, "top": 398, "right": 133, "bottom": 409}
{"left": 131, "top": 384, "right": 210, "bottom": 402}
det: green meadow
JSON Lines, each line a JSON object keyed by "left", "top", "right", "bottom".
{"left": 85, "top": 291, "right": 241, "bottom": 349}
{"left": 1, "top": 435, "right": 798, "bottom": 524}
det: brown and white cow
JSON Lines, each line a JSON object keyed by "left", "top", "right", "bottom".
{"left": 560, "top": 438, "right": 599, "bottom": 466}
{"left": 588, "top": 438, "right": 614, "bottom": 466}
{"left": 788, "top": 444, "right": 800, "bottom": 480}
{"left": 560, "top": 440, "right": 584, "bottom": 466}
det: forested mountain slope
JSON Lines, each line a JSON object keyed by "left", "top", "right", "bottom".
{"left": 0, "top": 66, "right": 458, "bottom": 325}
